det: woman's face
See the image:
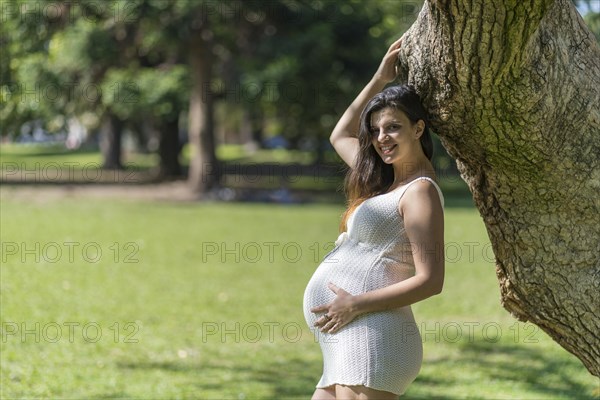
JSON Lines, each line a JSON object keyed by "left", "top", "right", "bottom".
{"left": 369, "top": 107, "right": 424, "bottom": 164}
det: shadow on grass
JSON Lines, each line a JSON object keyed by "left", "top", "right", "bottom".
{"left": 403, "top": 338, "right": 597, "bottom": 399}
{"left": 114, "top": 356, "right": 317, "bottom": 398}
{"left": 110, "top": 337, "right": 597, "bottom": 399}
{"left": 465, "top": 340, "right": 596, "bottom": 398}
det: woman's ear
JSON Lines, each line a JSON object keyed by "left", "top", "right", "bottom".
{"left": 415, "top": 120, "right": 425, "bottom": 139}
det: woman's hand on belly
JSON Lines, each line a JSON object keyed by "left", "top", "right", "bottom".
{"left": 310, "top": 282, "right": 360, "bottom": 334}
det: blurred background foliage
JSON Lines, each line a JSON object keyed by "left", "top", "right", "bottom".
{"left": 1, "top": 0, "right": 598, "bottom": 187}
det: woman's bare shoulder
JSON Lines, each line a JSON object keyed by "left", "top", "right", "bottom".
{"left": 398, "top": 177, "right": 444, "bottom": 217}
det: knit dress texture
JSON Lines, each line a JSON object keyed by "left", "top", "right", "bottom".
{"left": 302, "top": 176, "right": 444, "bottom": 395}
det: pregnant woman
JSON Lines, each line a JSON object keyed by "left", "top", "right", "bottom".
{"left": 303, "top": 38, "right": 445, "bottom": 399}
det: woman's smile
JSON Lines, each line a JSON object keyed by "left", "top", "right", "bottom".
{"left": 380, "top": 144, "right": 397, "bottom": 155}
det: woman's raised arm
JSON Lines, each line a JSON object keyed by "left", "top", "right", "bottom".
{"left": 330, "top": 37, "right": 404, "bottom": 168}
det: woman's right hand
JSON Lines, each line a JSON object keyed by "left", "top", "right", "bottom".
{"left": 329, "top": 37, "right": 403, "bottom": 168}
{"left": 373, "top": 37, "right": 403, "bottom": 83}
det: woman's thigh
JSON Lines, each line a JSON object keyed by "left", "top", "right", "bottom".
{"left": 311, "top": 386, "right": 336, "bottom": 400}
{"left": 335, "top": 384, "right": 398, "bottom": 400}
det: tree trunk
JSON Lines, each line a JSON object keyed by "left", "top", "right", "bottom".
{"left": 187, "top": 26, "right": 219, "bottom": 194}
{"left": 158, "top": 116, "right": 182, "bottom": 178}
{"left": 398, "top": 0, "right": 600, "bottom": 376}
{"left": 100, "top": 113, "right": 123, "bottom": 170}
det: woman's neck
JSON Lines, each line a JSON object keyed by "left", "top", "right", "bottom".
{"left": 391, "top": 158, "right": 435, "bottom": 188}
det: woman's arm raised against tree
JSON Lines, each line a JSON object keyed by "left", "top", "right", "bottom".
{"left": 329, "top": 37, "right": 404, "bottom": 168}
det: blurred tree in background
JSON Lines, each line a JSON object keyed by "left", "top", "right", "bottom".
{"left": 1, "top": 0, "right": 596, "bottom": 190}
{"left": 1, "top": 0, "right": 421, "bottom": 184}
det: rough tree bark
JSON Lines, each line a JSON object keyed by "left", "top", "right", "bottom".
{"left": 398, "top": 0, "right": 599, "bottom": 376}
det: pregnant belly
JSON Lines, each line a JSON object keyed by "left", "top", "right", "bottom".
{"left": 303, "top": 242, "right": 413, "bottom": 327}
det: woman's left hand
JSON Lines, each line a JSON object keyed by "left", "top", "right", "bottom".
{"left": 310, "top": 282, "right": 359, "bottom": 334}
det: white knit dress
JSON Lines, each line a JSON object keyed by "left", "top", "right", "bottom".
{"left": 303, "top": 177, "right": 444, "bottom": 395}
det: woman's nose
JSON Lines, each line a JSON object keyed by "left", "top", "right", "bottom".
{"left": 376, "top": 130, "right": 388, "bottom": 142}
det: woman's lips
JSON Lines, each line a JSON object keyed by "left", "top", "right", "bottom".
{"left": 380, "top": 144, "right": 397, "bottom": 155}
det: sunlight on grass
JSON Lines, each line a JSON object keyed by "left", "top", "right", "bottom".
{"left": 1, "top": 197, "right": 597, "bottom": 398}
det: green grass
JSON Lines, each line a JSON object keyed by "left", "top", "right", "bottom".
{"left": 1, "top": 194, "right": 597, "bottom": 399}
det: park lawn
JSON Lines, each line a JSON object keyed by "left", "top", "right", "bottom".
{"left": 0, "top": 196, "right": 597, "bottom": 399}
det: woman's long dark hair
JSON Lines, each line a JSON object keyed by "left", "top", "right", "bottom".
{"left": 339, "top": 85, "right": 433, "bottom": 232}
